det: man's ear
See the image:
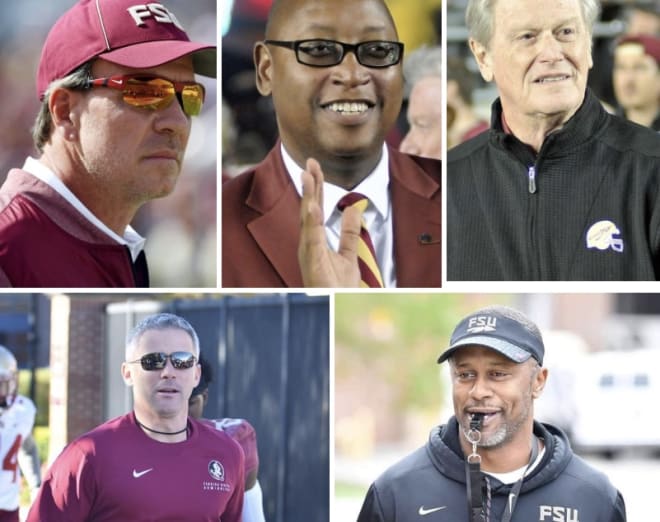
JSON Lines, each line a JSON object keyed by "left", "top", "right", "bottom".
{"left": 121, "top": 362, "right": 134, "bottom": 387}
{"left": 193, "top": 362, "right": 201, "bottom": 388}
{"left": 532, "top": 367, "right": 549, "bottom": 398}
{"left": 49, "top": 87, "right": 82, "bottom": 142}
{"left": 254, "top": 41, "right": 274, "bottom": 96}
{"left": 469, "top": 38, "right": 494, "bottom": 83}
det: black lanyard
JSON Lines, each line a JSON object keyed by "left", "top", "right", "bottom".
{"left": 465, "top": 415, "right": 485, "bottom": 522}
{"left": 466, "top": 457, "right": 484, "bottom": 522}
{"left": 465, "top": 423, "right": 539, "bottom": 522}
{"left": 499, "top": 437, "right": 539, "bottom": 522}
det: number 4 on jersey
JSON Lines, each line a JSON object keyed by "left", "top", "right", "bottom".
{"left": 2, "top": 434, "right": 22, "bottom": 483}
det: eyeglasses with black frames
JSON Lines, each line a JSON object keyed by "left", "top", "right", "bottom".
{"left": 85, "top": 75, "right": 205, "bottom": 116}
{"left": 126, "top": 351, "right": 197, "bottom": 371}
{"left": 264, "top": 39, "right": 404, "bottom": 68}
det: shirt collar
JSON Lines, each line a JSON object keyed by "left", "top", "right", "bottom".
{"left": 23, "top": 157, "right": 145, "bottom": 260}
{"left": 281, "top": 143, "right": 391, "bottom": 225}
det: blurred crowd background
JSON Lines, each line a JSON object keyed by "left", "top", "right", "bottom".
{"left": 0, "top": 1, "right": 218, "bottom": 287}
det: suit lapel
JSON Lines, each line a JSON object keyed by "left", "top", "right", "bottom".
{"left": 245, "top": 146, "right": 304, "bottom": 287}
{"left": 240, "top": 145, "right": 441, "bottom": 288}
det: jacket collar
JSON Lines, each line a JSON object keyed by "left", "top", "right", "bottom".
{"left": 245, "top": 144, "right": 303, "bottom": 287}
{"left": 1, "top": 167, "right": 135, "bottom": 248}
{"left": 489, "top": 88, "right": 610, "bottom": 163}
{"left": 427, "top": 416, "right": 572, "bottom": 493}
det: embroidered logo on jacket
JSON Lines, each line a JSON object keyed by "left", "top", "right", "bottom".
{"left": 586, "top": 220, "right": 624, "bottom": 253}
{"left": 208, "top": 460, "right": 225, "bottom": 481}
{"left": 203, "top": 459, "right": 232, "bottom": 493}
{"left": 539, "top": 505, "right": 579, "bottom": 521}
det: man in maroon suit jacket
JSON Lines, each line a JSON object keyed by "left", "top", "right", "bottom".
{"left": 222, "top": 0, "right": 441, "bottom": 288}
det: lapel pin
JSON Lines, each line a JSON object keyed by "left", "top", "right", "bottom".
{"left": 418, "top": 233, "right": 441, "bottom": 245}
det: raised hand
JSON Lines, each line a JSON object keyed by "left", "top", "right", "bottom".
{"left": 297, "top": 158, "right": 362, "bottom": 287}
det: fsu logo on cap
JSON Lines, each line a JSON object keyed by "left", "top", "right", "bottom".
{"left": 586, "top": 220, "right": 624, "bottom": 253}
{"left": 208, "top": 460, "right": 225, "bottom": 481}
{"left": 126, "top": 3, "right": 185, "bottom": 30}
{"left": 466, "top": 315, "right": 497, "bottom": 333}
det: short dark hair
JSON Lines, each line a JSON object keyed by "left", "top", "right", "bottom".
{"left": 191, "top": 354, "right": 213, "bottom": 397}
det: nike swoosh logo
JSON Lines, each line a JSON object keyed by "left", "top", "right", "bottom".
{"left": 132, "top": 468, "right": 153, "bottom": 478}
{"left": 110, "top": 79, "right": 123, "bottom": 85}
{"left": 418, "top": 506, "right": 446, "bottom": 516}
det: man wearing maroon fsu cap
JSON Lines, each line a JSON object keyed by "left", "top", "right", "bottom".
{"left": 613, "top": 34, "right": 660, "bottom": 131}
{"left": 27, "top": 313, "right": 245, "bottom": 522}
{"left": 0, "top": 0, "right": 216, "bottom": 288}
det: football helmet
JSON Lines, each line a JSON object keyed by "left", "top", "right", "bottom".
{"left": 0, "top": 345, "right": 18, "bottom": 413}
{"left": 586, "top": 220, "right": 624, "bottom": 253}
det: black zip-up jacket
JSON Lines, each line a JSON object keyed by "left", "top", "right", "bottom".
{"left": 447, "top": 89, "right": 660, "bottom": 280}
{"left": 358, "top": 417, "right": 626, "bottom": 522}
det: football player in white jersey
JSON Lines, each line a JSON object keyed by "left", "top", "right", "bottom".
{"left": 0, "top": 346, "right": 41, "bottom": 522}
{"left": 189, "top": 356, "right": 266, "bottom": 522}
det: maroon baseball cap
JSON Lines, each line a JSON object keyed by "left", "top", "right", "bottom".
{"left": 616, "top": 34, "right": 660, "bottom": 65}
{"left": 37, "top": 0, "right": 216, "bottom": 99}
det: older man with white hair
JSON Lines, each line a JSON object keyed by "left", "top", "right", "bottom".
{"left": 448, "top": 0, "right": 660, "bottom": 281}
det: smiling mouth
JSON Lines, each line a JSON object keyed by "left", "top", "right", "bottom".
{"left": 322, "top": 101, "right": 373, "bottom": 114}
{"left": 157, "top": 388, "right": 179, "bottom": 395}
{"left": 535, "top": 74, "right": 571, "bottom": 84}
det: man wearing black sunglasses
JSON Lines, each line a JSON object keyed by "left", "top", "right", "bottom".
{"left": 222, "top": 0, "right": 441, "bottom": 288}
{"left": 0, "top": 0, "right": 216, "bottom": 288}
{"left": 28, "top": 313, "right": 245, "bottom": 521}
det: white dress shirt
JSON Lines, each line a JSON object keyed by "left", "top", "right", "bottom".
{"left": 282, "top": 143, "right": 396, "bottom": 287}
{"left": 22, "top": 157, "right": 145, "bottom": 261}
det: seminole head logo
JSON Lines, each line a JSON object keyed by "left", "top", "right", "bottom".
{"left": 208, "top": 460, "right": 225, "bottom": 481}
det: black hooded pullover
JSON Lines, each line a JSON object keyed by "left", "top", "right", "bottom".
{"left": 358, "top": 417, "right": 626, "bottom": 522}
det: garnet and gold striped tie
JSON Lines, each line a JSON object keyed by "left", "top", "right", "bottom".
{"left": 337, "top": 192, "right": 384, "bottom": 288}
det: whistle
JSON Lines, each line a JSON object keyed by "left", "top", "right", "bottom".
{"left": 469, "top": 412, "right": 485, "bottom": 431}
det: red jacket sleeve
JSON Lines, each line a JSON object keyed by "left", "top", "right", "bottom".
{"left": 26, "top": 442, "right": 96, "bottom": 522}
